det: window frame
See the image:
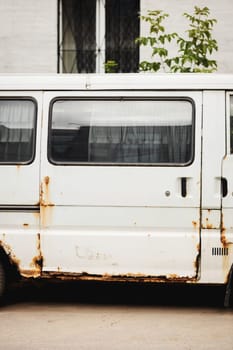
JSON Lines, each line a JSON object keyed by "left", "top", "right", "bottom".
{"left": 0, "top": 97, "right": 37, "bottom": 165}
{"left": 48, "top": 96, "right": 195, "bottom": 167}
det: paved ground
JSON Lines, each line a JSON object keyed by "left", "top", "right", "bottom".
{"left": 0, "top": 281, "right": 232, "bottom": 350}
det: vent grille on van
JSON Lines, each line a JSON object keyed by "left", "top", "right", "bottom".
{"left": 212, "top": 247, "right": 229, "bottom": 256}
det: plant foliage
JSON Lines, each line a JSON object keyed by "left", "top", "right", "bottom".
{"left": 137, "top": 6, "right": 218, "bottom": 73}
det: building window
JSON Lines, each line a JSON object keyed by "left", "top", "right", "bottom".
{"left": 59, "top": 0, "right": 140, "bottom": 73}
{"left": 49, "top": 98, "right": 194, "bottom": 165}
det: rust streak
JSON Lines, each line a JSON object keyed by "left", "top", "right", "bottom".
{"left": 221, "top": 227, "right": 228, "bottom": 247}
{"left": 44, "top": 176, "right": 50, "bottom": 186}
{"left": 221, "top": 213, "right": 229, "bottom": 247}
{"left": 29, "top": 233, "right": 43, "bottom": 276}
{"left": 40, "top": 176, "right": 54, "bottom": 207}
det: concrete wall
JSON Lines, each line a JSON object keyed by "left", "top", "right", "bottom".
{"left": 0, "top": 0, "right": 232, "bottom": 73}
{"left": 0, "top": 0, "right": 57, "bottom": 73}
{"left": 140, "top": 0, "right": 233, "bottom": 73}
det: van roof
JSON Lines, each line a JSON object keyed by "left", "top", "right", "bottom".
{"left": 1, "top": 73, "right": 233, "bottom": 91}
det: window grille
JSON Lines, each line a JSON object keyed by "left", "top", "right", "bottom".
{"left": 58, "top": 0, "right": 140, "bottom": 73}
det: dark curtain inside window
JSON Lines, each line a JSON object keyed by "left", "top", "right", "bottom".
{"left": 106, "top": 0, "right": 140, "bottom": 72}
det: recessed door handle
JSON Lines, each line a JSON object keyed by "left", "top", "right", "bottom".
{"left": 221, "top": 177, "right": 228, "bottom": 197}
{"left": 181, "top": 177, "right": 187, "bottom": 198}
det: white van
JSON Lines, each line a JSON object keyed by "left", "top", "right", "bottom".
{"left": 0, "top": 74, "right": 232, "bottom": 306}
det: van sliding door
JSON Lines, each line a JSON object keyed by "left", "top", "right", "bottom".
{"left": 40, "top": 91, "right": 202, "bottom": 281}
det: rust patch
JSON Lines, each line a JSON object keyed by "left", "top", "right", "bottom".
{"left": 44, "top": 176, "right": 50, "bottom": 186}
{"left": 40, "top": 177, "right": 54, "bottom": 207}
{"left": 221, "top": 213, "right": 229, "bottom": 248}
{"left": 40, "top": 177, "right": 54, "bottom": 227}
{"left": 192, "top": 221, "right": 197, "bottom": 228}
{"left": 221, "top": 227, "right": 228, "bottom": 247}
{"left": 29, "top": 233, "right": 43, "bottom": 277}
{"left": 40, "top": 271, "right": 197, "bottom": 284}
{"left": 201, "top": 218, "right": 214, "bottom": 230}
{"left": 0, "top": 233, "right": 43, "bottom": 279}
{"left": 30, "top": 255, "right": 43, "bottom": 271}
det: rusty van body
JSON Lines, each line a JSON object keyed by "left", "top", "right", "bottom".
{"left": 0, "top": 74, "right": 232, "bottom": 306}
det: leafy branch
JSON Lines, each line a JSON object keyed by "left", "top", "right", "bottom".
{"left": 137, "top": 6, "right": 218, "bottom": 73}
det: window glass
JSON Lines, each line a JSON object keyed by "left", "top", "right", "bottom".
{"left": 0, "top": 100, "right": 36, "bottom": 163}
{"left": 49, "top": 99, "right": 193, "bottom": 165}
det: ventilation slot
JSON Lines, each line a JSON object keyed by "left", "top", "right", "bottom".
{"left": 212, "top": 247, "right": 229, "bottom": 256}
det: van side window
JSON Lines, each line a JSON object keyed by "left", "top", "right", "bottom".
{"left": 49, "top": 98, "right": 194, "bottom": 165}
{"left": 0, "top": 99, "right": 36, "bottom": 163}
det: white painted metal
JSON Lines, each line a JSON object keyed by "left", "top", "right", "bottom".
{"left": 40, "top": 90, "right": 202, "bottom": 278}
{"left": 0, "top": 74, "right": 232, "bottom": 285}
{"left": 0, "top": 74, "right": 233, "bottom": 91}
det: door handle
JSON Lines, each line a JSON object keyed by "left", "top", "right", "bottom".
{"left": 221, "top": 177, "right": 228, "bottom": 197}
{"left": 181, "top": 177, "right": 187, "bottom": 198}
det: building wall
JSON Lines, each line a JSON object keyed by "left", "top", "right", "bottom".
{"left": 0, "top": 0, "right": 57, "bottom": 73}
{"left": 141, "top": 0, "right": 233, "bottom": 73}
{"left": 0, "top": 0, "right": 232, "bottom": 73}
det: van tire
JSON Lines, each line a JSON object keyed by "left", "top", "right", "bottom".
{"left": 0, "top": 261, "right": 6, "bottom": 303}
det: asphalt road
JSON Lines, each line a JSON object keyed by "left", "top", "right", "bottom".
{"left": 0, "top": 281, "right": 232, "bottom": 350}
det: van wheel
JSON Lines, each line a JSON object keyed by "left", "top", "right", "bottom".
{"left": 0, "top": 261, "right": 6, "bottom": 302}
